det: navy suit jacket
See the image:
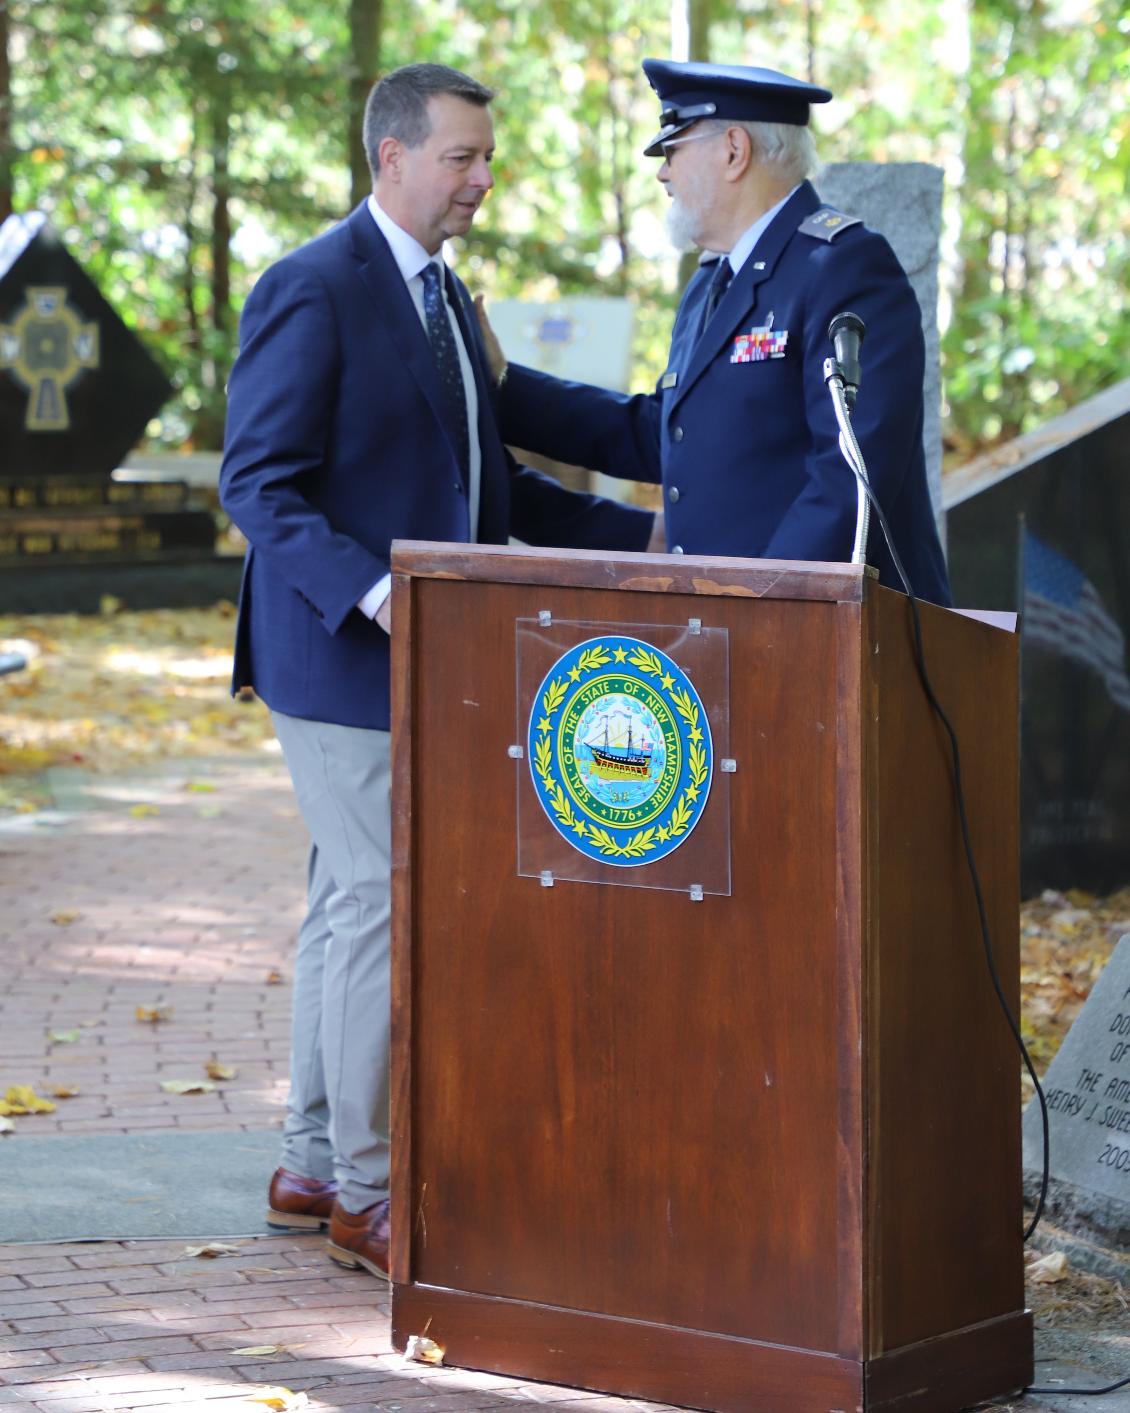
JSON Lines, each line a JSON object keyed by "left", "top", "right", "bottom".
{"left": 500, "top": 181, "right": 952, "bottom": 606}
{"left": 220, "top": 202, "right": 652, "bottom": 730}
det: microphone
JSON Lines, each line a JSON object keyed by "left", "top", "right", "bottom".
{"left": 827, "top": 311, "right": 865, "bottom": 409}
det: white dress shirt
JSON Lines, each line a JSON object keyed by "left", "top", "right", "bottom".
{"left": 357, "top": 195, "right": 482, "bottom": 622}
{"left": 725, "top": 184, "right": 800, "bottom": 276}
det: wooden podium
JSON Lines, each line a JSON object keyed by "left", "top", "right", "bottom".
{"left": 389, "top": 543, "right": 1032, "bottom": 1413}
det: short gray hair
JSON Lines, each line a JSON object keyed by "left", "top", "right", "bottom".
{"left": 703, "top": 117, "right": 818, "bottom": 183}
{"left": 364, "top": 63, "right": 495, "bottom": 179}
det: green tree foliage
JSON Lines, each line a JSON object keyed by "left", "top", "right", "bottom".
{"left": 1, "top": 0, "right": 1125, "bottom": 457}
{"left": 6, "top": 0, "right": 352, "bottom": 445}
{"left": 945, "top": 0, "right": 1129, "bottom": 452}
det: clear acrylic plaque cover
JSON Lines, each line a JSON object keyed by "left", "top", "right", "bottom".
{"left": 515, "top": 617, "right": 731, "bottom": 896}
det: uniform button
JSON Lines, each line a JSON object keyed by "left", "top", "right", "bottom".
{"left": 671, "top": 545, "right": 684, "bottom": 554}
{"left": 668, "top": 485, "right": 680, "bottom": 504}
{"left": 454, "top": 482, "right": 462, "bottom": 491}
{"left": 672, "top": 426, "right": 684, "bottom": 443}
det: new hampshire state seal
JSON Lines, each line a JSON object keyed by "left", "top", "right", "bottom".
{"left": 527, "top": 634, "right": 713, "bottom": 866}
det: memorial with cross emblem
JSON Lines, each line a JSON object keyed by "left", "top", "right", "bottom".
{"left": 0, "top": 212, "right": 227, "bottom": 610}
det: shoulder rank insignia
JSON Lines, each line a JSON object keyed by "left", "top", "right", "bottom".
{"left": 799, "top": 208, "right": 861, "bottom": 242}
{"left": 731, "top": 311, "right": 788, "bottom": 363}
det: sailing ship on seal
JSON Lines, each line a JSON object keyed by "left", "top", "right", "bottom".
{"left": 585, "top": 713, "right": 652, "bottom": 781}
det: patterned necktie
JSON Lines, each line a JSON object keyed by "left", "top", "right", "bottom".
{"left": 420, "top": 262, "right": 470, "bottom": 479}
{"left": 699, "top": 257, "right": 733, "bottom": 337}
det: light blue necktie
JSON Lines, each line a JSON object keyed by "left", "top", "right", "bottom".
{"left": 420, "top": 263, "right": 470, "bottom": 479}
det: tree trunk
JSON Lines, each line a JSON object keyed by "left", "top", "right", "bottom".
{"left": 182, "top": 99, "right": 201, "bottom": 356}
{"left": 805, "top": 0, "right": 818, "bottom": 83}
{"left": 0, "top": 0, "right": 12, "bottom": 223}
{"left": 193, "top": 80, "right": 232, "bottom": 449}
{"left": 211, "top": 82, "right": 231, "bottom": 338}
{"left": 349, "top": 0, "right": 382, "bottom": 208}
{"left": 676, "top": 0, "right": 718, "bottom": 290}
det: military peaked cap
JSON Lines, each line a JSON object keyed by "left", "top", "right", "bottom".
{"left": 642, "top": 59, "right": 832, "bottom": 156}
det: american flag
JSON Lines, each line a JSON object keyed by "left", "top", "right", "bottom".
{"left": 1023, "top": 531, "right": 1130, "bottom": 712}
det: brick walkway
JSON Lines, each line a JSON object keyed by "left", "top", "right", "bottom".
{"left": 0, "top": 757, "right": 684, "bottom": 1412}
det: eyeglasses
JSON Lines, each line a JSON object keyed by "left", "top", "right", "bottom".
{"left": 657, "top": 128, "right": 723, "bottom": 164}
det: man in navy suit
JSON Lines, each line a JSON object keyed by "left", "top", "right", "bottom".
{"left": 480, "top": 60, "right": 951, "bottom": 606}
{"left": 220, "top": 63, "right": 653, "bottom": 1279}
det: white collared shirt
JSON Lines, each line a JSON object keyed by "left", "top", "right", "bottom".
{"left": 358, "top": 195, "right": 482, "bottom": 621}
{"left": 725, "top": 184, "right": 801, "bottom": 277}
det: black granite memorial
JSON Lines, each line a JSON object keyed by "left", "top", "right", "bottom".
{"left": 946, "top": 379, "right": 1130, "bottom": 895}
{"left": 0, "top": 211, "right": 239, "bottom": 611}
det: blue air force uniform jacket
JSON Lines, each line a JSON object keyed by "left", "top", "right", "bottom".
{"left": 219, "top": 202, "right": 653, "bottom": 732}
{"left": 499, "top": 181, "right": 952, "bottom": 606}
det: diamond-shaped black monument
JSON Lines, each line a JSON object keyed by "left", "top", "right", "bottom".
{"left": 0, "top": 212, "right": 236, "bottom": 610}
{"left": 0, "top": 212, "right": 171, "bottom": 476}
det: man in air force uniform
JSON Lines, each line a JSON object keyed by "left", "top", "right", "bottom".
{"left": 484, "top": 59, "right": 952, "bottom": 605}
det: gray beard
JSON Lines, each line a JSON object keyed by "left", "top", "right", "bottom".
{"left": 666, "top": 198, "right": 701, "bottom": 252}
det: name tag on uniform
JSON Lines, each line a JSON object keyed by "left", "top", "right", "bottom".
{"left": 731, "top": 312, "right": 788, "bottom": 363}
{"left": 660, "top": 370, "right": 678, "bottom": 389}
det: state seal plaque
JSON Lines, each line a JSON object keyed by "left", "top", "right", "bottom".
{"left": 527, "top": 634, "right": 713, "bottom": 866}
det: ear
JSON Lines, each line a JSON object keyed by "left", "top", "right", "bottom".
{"left": 378, "top": 135, "right": 404, "bottom": 180}
{"left": 723, "top": 124, "right": 754, "bottom": 183}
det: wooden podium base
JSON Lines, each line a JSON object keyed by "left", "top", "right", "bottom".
{"left": 390, "top": 545, "right": 1033, "bottom": 1413}
{"left": 393, "top": 1284, "right": 1032, "bottom": 1413}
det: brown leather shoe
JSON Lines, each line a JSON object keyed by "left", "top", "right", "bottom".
{"left": 266, "top": 1167, "right": 338, "bottom": 1230}
{"left": 326, "top": 1197, "right": 390, "bottom": 1279}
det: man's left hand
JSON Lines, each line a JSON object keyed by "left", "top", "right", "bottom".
{"left": 473, "top": 293, "right": 508, "bottom": 386}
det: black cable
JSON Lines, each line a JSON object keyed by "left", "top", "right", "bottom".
{"left": 833, "top": 365, "right": 1122, "bottom": 1396}
{"left": 857, "top": 477, "right": 1050, "bottom": 1243}
{"left": 1027, "top": 1374, "right": 1130, "bottom": 1396}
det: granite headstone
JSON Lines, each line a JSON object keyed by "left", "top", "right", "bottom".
{"left": 815, "top": 162, "right": 944, "bottom": 525}
{"left": 1023, "top": 933, "right": 1130, "bottom": 1244}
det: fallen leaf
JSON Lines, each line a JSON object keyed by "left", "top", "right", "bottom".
{"left": 185, "top": 780, "right": 217, "bottom": 793}
{"left": 99, "top": 594, "right": 124, "bottom": 615}
{"left": 47, "top": 1029, "right": 80, "bottom": 1045}
{"left": 231, "top": 1344, "right": 283, "bottom": 1357}
{"left": 404, "top": 1334, "right": 445, "bottom": 1365}
{"left": 1029, "top": 1251, "right": 1069, "bottom": 1284}
{"left": 51, "top": 1085, "right": 80, "bottom": 1099}
{"left": 265, "top": 969, "right": 284, "bottom": 985}
{"left": 136, "top": 1004, "right": 174, "bottom": 1024}
{"left": 129, "top": 803, "right": 160, "bottom": 817}
{"left": 244, "top": 1388, "right": 307, "bottom": 1411}
{"left": 0, "top": 1085, "right": 56, "bottom": 1115}
{"left": 184, "top": 1242, "right": 242, "bottom": 1258}
{"left": 0, "top": 744, "right": 57, "bottom": 773}
{"left": 204, "top": 1058, "right": 238, "bottom": 1081}
{"left": 159, "top": 1079, "right": 216, "bottom": 1095}
{"left": 50, "top": 909, "right": 82, "bottom": 925}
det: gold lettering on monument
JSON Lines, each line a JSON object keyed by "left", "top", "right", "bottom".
{"left": 45, "top": 485, "right": 102, "bottom": 507}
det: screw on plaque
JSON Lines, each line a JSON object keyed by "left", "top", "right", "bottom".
{"left": 688, "top": 617, "right": 702, "bottom": 635}
{"left": 721, "top": 759, "right": 737, "bottom": 773}
{"left": 508, "top": 744, "right": 524, "bottom": 759}
{"left": 538, "top": 610, "right": 552, "bottom": 626}
{"left": 689, "top": 884, "right": 704, "bottom": 902}
{"left": 540, "top": 870, "right": 555, "bottom": 888}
